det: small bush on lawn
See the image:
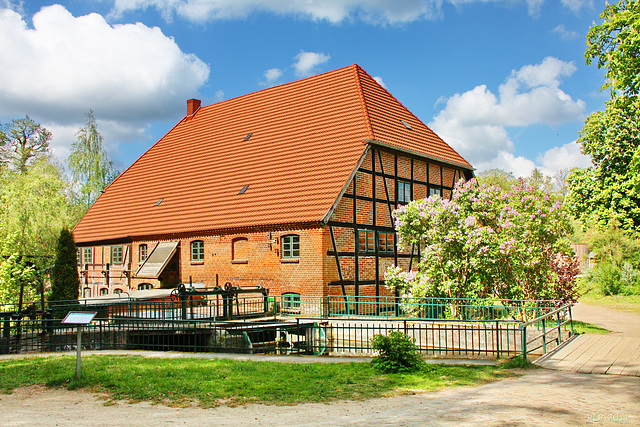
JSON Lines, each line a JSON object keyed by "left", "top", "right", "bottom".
{"left": 371, "top": 330, "right": 425, "bottom": 373}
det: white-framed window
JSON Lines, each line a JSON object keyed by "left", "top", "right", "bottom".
{"left": 111, "top": 245, "right": 123, "bottom": 264}
{"left": 83, "top": 287, "right": 91, "bottom": 298}
{"left": 99, "top": 288, "right": 108, "bottom": 296}
{"left": 281, "top": 235, "right": 300, "bottom": 259}
{"left": 139, "top": 244, "right": 148, "bottom": 262}
{"left": 138, "top": 283, "right": 153, "bottom": 290}
{"left": 398, "top": 180, "right": 411, "bottom": 203}
{"left": 191, "top": 240, "right": 204, "bottom": 262}
{"left": 77, "top": 249, "right": 81, "bottom": 266}
{"left": 114, "top": 288, "right": 123, "bottom": 295}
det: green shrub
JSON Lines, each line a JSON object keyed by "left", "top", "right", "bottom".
{"left": 370, "top": 330, "right": 425, "bottom": 373}
{"left": 595, "top": 262, "right": 624, "bottom": 295}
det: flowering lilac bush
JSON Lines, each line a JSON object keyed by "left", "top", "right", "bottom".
{"left": 386, "top": 179, "right": 577, "bottom": 303}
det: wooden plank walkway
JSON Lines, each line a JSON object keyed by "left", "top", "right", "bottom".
{"left": 535, "top": 303, "right": 640, "bottom": 376}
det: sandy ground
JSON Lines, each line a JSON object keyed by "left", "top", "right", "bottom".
{"left": 0, "top": 368, "right": 638, "bottom": 426}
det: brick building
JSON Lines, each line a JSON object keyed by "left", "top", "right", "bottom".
{"left": 73, "top": 64, "right": 473, "bottom": 304}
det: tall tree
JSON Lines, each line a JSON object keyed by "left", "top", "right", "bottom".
{"left": 0, "top": 159, "right": 80, "bottom": 263}
{"left": 0, "top": 115, "right": 52, "bottom": 173}
{"left": 567, "top": 0, "right": 640, "bottom": 231}
{"left": 68, "top": 110, "right": 118, "bottom": 209}
{"left": 49, "top": 228, "right": 80, "bottom": 302}
{"left": 475, "top": 168, "right": 515, "bottom": 191}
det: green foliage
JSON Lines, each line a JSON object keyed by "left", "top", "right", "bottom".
{"left": 579, "top": 224, "right": 640, "bottom": 296}
{"left": 49, "top": 228, "right": 80, "bottom": 302}
{"left": 475, "top": 169, "right": 515, "bottom": 191}
{"left": 0, "top": 115, "right": 51, "bottom": 173}
{"left": 567, "top": 97, "right": 640, "bottom": 230}
{"left": 0, "top": 159, "right": 81, "bottom": 263}
{"left": 387, "top": 179, "right": 577, "bottom": 303}
{"left": 68, "top": 110, "right": 118, "bottom": 209}
{"left": 370, "top": 331, "right": 425, "bottom": 373}
{"left": 568, "top": 1, "right": 640, "bottom": 231}
{"left": 572, "top": 320, "right": 610, "bottom": 335}
{"left": 500, "top": 356, "right": 535, "bottom": 369}
{"left": 0, "top": 355, "right": 512, "bottom": 407}
{"left": 0, "top": 236, "right": 40, "bottom": 305}
{"left": 585, "top": 0, "right": 640, "bottom": 97}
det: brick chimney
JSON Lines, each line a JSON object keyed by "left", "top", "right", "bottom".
{"left": 187, "top": 98, "right": 201, "bottom": 117}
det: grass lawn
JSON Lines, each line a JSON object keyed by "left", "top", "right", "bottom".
{"left": 0, "top": 355, "right": 516, "bottom": 407}
{"left": 572, "top": 320, "right": 610, "bottom": 335}
{"left": 578, "top": 289, "right": 640, "bottom": 315}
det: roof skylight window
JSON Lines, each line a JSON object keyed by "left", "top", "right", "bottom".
{"left": 401, "top": 120, "right": 412, "bottom": 130}
{"left": 243, "top": 133, "right": 252, "bottom": 141}
{"left": 155, "top": 198, "right": 163, "bottom": 206}
{"left": 239, "top": 185, "right": 249, "bottom": 194}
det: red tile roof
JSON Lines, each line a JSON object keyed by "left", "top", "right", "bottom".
{"left": 73, "top": 64, "right": 472, "bottom": 244}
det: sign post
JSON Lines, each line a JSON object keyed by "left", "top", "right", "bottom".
{"left": 61, "top": 312, "right": 97, "bottom": 380}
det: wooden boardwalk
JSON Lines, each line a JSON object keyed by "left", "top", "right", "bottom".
{"left": 536, "top": 303, "right": 640, "bottom": 377}
{"left": 536, "top": 334, "right": 640, "bottom": 376}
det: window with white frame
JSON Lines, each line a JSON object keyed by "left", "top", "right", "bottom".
{"left": 281, "top": 235, "right": 300, "bottom": 259}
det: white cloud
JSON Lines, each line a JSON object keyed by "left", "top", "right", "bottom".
{"left": 373, "top": 76, "right": 387, "bottom": 89}
{"left": 214, "top": 89, "right": 225, "bottom": 102}
{"left": 112, "top": 0, "right": 442, "bottom": 24}
{"left": 110, "top": 0, "right": 585, "bottom": 24}
{"left": 263, "top": 68, "right": 284, "bottom": 86}
{"left": 552, "top": 24, "right": 579, "bottom": 41}
{"left": 0, "top": 5, "right": 209, "bottom": 162}
{"left": 560, "top": 0, "right": 594, "bottom": 14}
{"left": 539, "top": 141, "right": 592, "bottom": 171}
{"left": 430, "top": 57, "right": 586, "bottom": 177}
{"left": 293, "top": 51, "right": 330, "bottom": 77}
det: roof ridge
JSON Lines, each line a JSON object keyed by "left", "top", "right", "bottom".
{"left": 201, "top": 64, "right": 358, "bottom": 111}
{"left": 352, "top": 64, "right": 375, "bottom": 141}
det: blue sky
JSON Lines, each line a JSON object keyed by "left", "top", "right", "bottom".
{"left": 1, "top": 0, "right": 608, "bottom": 177}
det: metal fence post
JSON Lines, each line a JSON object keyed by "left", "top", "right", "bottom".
{"left": 521, "top": 326, "right": 527, "bottom": 359}
{"left": 495, "top": 321, "right": 500, "bottom": 359}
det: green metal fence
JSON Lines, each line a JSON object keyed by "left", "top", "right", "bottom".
{"left": 0, "top": 296, "right": 572, "bottom": 359}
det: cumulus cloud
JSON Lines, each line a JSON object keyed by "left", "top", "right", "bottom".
{"left": 262, "top": 68, "right": 284, "bottom": 86}
{"left": 110, "top": 0, "right": 586, "bottom": 24}
{"left": 0, "top": 5, "right": 209, "bottom": 162}
{"left": 293, "top": 51, "right": 330, "bottom": 77}
{"left": 0, "top": 5, "right": 209, "bottom": 124}
{"left": 430, "top": 57, "right": 586, "bottom": 177}
{"left": 539, "top": 141, "right": 592, "bottom": 172}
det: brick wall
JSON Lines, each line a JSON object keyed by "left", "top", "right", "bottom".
{"left": 76, "top": 145, "right": 469, "bottom": 301}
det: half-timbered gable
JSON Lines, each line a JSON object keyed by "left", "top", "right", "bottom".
{"left": 73, "top": 64, "right": 473, "bottom": 301}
